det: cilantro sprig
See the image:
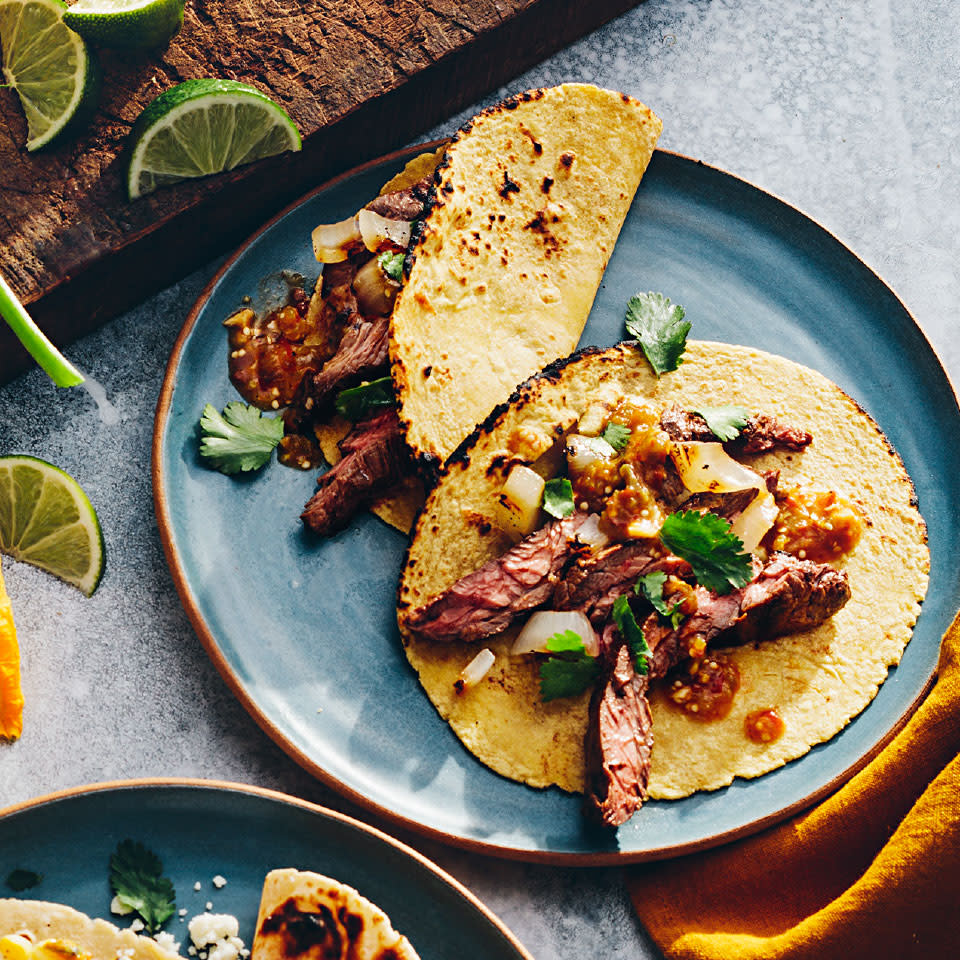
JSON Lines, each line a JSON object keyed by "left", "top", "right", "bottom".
{"left": 692, "top": 404, "right": 751, "bottom": 442}
{"left": 601, "top": 422, "right": 631, "bottom": 452}
{"left": 636, "top": 571, "right": 686, "bottom": 629}
{"left": 539, "top": 630, "right": 600, "bottom": 701}
{"left": 334, "top": 377, "right": 395, "bottom": 420}
{"left": 199, "top": 402, "right": 284, "bottom": 475}
{"left": 377, "top": 251, "right": 405, "bottom": 282}
{"left": 659, "top": 510, "right": 752, "bottom": 595}
{"left": 624, "top": 292, "right": 690, "bottom": 377}
{"left": 109, "top": 840, "right": 175, "bottom": 934}
{"left": 542, "top": 477, "right": 575, "bottom": 518}
{"left": 612, "top": 594, "right": 651, "bottom": 674}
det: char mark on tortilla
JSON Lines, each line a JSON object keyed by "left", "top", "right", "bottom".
{"left": 403, "top": 512, "right": 590, "bottom": 642}
{"left": 659, "top": 405, "right": 813, "bottom": 453}
{"left": 301, "top": 409, "right": 405, "bottom": 536}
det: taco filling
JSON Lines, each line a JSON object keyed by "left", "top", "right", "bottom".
{"left": 397, "top": 341, "right": 928, "bottom": 828}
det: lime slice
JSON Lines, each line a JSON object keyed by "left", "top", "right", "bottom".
{"left": 0, "top": 0, "right": 100, "bottom": 151}
{"left": 127, "top": 78, "right": 302, "bottom": 200}
{"left": 62, "top": 0, "right": 183, "bottom": 49}
{"left": 0, "top": 456, "right": 105, "bottom": 596}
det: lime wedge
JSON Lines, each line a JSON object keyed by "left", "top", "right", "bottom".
{"left": 127, "top": 78, "right": 302, "bottom": 200}
{"left": 0, "top": 0, "right": 100, "bottom": 151}
{"left": 0, "top": 456, "right": 105, "bottom": 596}
{"left": 63, "top": 0, "right": 184, "bottom": 49}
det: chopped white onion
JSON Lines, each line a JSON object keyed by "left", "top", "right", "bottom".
{"left": 312, "top": 216, "right": 361, "bottom": 263}
{"left": 456, "top": 648, "right": 495, "bottom": 692}
{"left": 729, "top": 488, "right": 780, "bottom": 553}
{"left": 671, "top": 441, "right": 763, "bottom": 493}
{"left": 512, "top": 611, "right": 599, "bottom": 657}
{"left": 575, "top": 513, "right": 610, "bottom": 550}
{"left": 565, "top": 434, "right": 616, "bottom": 474}
{"left": 357, "top": 208, "right": 414, "bottom": 252}
{"left": 352, "top": 257, "right": 400, "bottom": 316}
{"left": 670, "top": 441, "right": 777, "bottom": 551}
{"left": 493, "top": 464, "right": 545, "bottom": 539}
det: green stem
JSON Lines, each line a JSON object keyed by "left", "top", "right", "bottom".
{"left": 0, "top": 273, "right": 83, "bottom": 387}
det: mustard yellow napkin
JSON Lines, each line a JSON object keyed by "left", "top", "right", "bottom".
{"left": 628, "top": 610, "right": 960, "bottom": 959}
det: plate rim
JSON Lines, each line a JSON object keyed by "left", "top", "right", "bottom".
{"left": 152, "top": 143, "right": 955, "bottom": 865}
{"left": 0, "top": 776, "right": 534, "bottom": 960}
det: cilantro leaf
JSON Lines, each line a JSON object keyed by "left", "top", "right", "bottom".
{"left": 377, "top": 251, "right": 405, "bottom": 282}
{"left": 539, "top": 630, "right": 600, "bottom": 701}
{"left": 109, "top": 840, "right": 175, "bottom": 934}
{"left": 659, "top": 510, "right": 752, "bottom": 595}
{"left": 692, "top": 404, "right": 751, "bottom": 442}
{"left": 198, "top": 402, "right": 283, "bottom": 475}
{"left": 624, "top": 292, "right": 690, "bottom": 376}
{"left": 542, "top": 477, "right": 575, "bottom": 518}
{"left": 612, "top": 594, "right": 651, "bottom": 674}
{"left": 334, "top": 377, "right": 395, "bottom": 420}
{"left": 601, "top": 422, "right": 631, "bottom": 452}
{"left": 636, "top": 571, "right": 685, "bottom": 629}
{"left": 6, "top": 869, "right": 42, "bottom": 892}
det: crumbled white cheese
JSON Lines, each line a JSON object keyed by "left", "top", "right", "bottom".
{"left": 188, "top": 948, "right": 197, "bottom": 956}
{"left": 193, "top": 882, "right": 202, "bottom": 892}
{"left": 130, "top": 919, "right": 145, "bottom": 933}
{"left": 179, "top": 909, "right": 189, "bottom": 917}
{"left": 154, "top": 932, "right": 181, "bottom": 955}
{"left": 187, "top": 912, "right": 246, "bottom": 960}
{"left": 110, "top": 896, "right": 133, "bottom": 916}
{"left": 205, "top": 903, "right": 213, "bottom": 912}
{"left": 211, "top": 875, "right": 227, "bottom": 890}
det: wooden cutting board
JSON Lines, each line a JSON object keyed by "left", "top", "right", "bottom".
{"left": 0, "top": 0, "right": 642, "bottom": 385}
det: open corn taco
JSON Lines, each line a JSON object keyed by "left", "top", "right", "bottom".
{"left": 397, "top": 341, "right": 928, "bottom": 825}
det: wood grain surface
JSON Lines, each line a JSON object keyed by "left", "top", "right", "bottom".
{"left": 0, "top": 0, "right": 641, "bottom": 384}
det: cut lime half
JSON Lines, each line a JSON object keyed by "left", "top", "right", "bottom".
{"left": 127, "top": 78, "right": 302, "bottom": 200}
{"left": 63, "top": 0, "right": 184, "bottom": 49}
{"left": 0, "top": 0, "right": 100, "bottom": 151}
{"left": 0, "top": 456, "right": 105, "bottom": 596}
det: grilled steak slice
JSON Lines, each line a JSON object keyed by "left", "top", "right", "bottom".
{"left": 366, "top": 176, "right": 433, "bottom": 221}
{"left": 303, "top": 315, "right": 390, "bottom": 415}
{"left": 682, "top": 487, "right": 758, "bottom": 523}
{"left": 644, "top": 553, "right": 850, "bottom": 673}
{"left": 554, "top": 542, "right": 691, "bottom": 625}
{"left": 301, "top": 410, "right": 404, "bottom": 536}
{"left": 585, "top": 625, "right": 654, "bottom": 827}
{"left": 404, "top": 513, "right": 590, "bottom": 642}
{"left": 660, "top": 406, "right": 812, "bottom": 454}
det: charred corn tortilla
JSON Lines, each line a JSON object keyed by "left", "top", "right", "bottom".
{"left": 0, "top": 900, "right": 178, "bottom": 960}
{"left": 253, "top": 869, "right": 419, "bottom": 960}
{"left": 390, "top": 83, "right": 662, "bottom": 469}
{"left": 397, "top": 342, "right": 929, "bottom": 798}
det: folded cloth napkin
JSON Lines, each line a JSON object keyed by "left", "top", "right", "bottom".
{"left": 628, "top": 609, "right": 960, "bottom": 959}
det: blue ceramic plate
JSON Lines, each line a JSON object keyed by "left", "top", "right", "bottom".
{"left": 0, "top": 780, "right": 531, "bottom": 959}
{"left": 154, "top": 147, "right": 960, "bottom": 863}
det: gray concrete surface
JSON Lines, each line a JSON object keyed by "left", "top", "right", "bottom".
{"left": 1, "top": 1, "right": 957, "bottom": 957}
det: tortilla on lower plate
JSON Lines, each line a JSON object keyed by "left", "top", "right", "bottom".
{"left": 0, "top": 899, "right": 177, "bottom": 960}
{"left": 397, "top": 341, "right": 929, "bottom": 805}
{"left": 252, "top": 869, "right": 419, "bottom": 960}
